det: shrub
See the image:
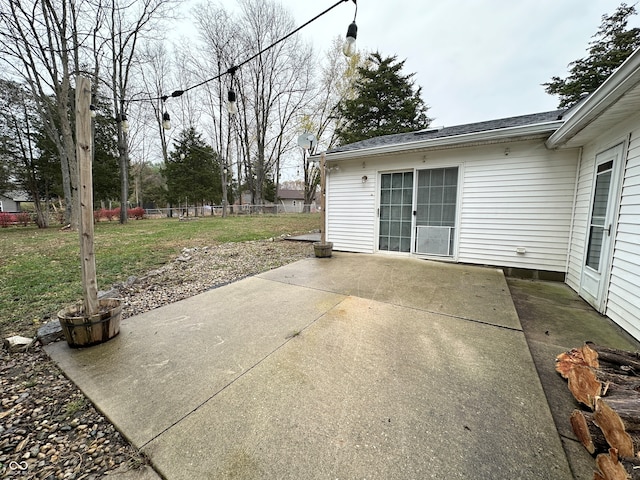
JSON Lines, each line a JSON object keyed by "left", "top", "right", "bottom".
{"left": 128, "top": 207, "right": 145, "bottom": 220}
{"left": 16, "top": 212, "right": 31, "bottom": 226}
{"left": 0, "top": 212, "right": 17, "bottom": 227}
{"left": 103, "top": 208, "right": 118, "bottom": 221}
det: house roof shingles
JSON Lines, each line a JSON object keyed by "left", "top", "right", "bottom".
{"left": 328, "top": 110, "right": 566, "bottom": 154}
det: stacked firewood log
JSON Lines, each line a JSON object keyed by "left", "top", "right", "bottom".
{"left": 556, "top": 342, "right": 640, "bottom": 479}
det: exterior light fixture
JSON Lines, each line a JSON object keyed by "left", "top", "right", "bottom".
{"left": 118, "top": 113, "right": 129, "bottom": 134}
{"left": 89, "top": 104, "right": 97, "bottom": 118}
{"left": 343, "top": 21, "right": 358, "bottom": 57}
{"left": 227, "top": 89, "right": 238, "bottom": 115}
{"left": 162, "top": 111, "right": 171, "bottom": 130}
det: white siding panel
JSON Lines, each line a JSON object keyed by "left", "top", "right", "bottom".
{"left": 607, "top": 128, "right": 640, "bottom": 337}
{"left": 326, "top": 168, "right": 377, "bottom": 253}
{"left": 458, "top": 144, "right": 578, "bottom": 272}
{"left": 566, "top": 150, "right": 596, "bottom": 291}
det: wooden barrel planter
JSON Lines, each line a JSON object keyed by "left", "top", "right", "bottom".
{"left": 57, "top": 298, "right": 122, "bottom": 348}
{"left": 313, "top": 242, "right": 333, "bottom": 258}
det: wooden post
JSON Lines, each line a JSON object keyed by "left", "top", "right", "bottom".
{"left": 320, "top": 152, "right": 326, "bottom": 245}
{"left": 76, "top": 76, "right": 98, "bottom": 315}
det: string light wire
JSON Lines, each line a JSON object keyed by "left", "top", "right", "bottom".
{"left": 131, "top": 0, "right": 357, "bottom": 104}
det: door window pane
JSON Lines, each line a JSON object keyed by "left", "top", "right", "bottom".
{"left": 392, "top": 173, "right": 404, "bottom": 188}
{"left": 586, "top": 227, "right": 604, "bottom": 270}
{"left": 404, "top": 172, "right": 413, "bottom": 185}
{"left": 431, "top": 169, "right": 444, "bottom": 186}
{"left": 585, "top": 164, "right": 612, "bottom": 271}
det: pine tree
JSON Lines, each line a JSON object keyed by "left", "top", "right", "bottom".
{"left": 335, "top": 52, "right": 431, "bottom": 146}
{"left": 162, "top": 128, "right": 221, "bottom": 209}
{"left": 544, "top": 3, "right": 640, "bottom": 108}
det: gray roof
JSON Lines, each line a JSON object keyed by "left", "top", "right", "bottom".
{"left": 328, "top": 110, "right": 566, "bottom": 154}
{"left": 0, "top": 190, "right": 30, "bottom": 202}
{"left": 278, "top": 189, "right": 305, "bottom": 200}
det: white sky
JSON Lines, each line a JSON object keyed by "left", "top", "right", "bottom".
{"left": 279, "top": 0, "right": 640, "bottom": 127}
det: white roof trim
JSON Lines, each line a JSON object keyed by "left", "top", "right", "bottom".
{"left": 546, "top": 48, "right": 640, "bottom": 149}
{"left": 322, "top": 121, "right": 564, "bottom": 161}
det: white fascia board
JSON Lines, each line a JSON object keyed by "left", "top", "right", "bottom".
{"left": 546, "top": 48, "right": 640, "bottom": 149}
{"left": 322, "top": 121, "right": 564, "bottom": 161}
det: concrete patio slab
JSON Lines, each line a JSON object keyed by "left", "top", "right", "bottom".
{"left": 143, "top": 295, "right": 570, "bottom": 480}
{"left": 508, "top": 278, "right": 640, "bottom": 479}
{"left": 46, "top": 254, "right": 572, "bottom": 479}
{"left": 46, "top": 277, "right": 345, "bottom": 446}
{"left": 259, "top": 253, "right": 519, "bottom": 329}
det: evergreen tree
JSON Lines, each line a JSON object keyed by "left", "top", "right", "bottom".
{"left": 544, "top": 4, "right": 640, "bottom": 108}
{"left": 162, "top": 128, "right": 221, "bottom": 210}
{"left": 91, "top": 96, "right": 120, "bottom": 204}
{"left": 335, "top": 52, "right": 431, "bottom": 145}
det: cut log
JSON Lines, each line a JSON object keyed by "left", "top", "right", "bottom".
{"left": 594, "top": 448, "right": 640, "bottom": 480}
{"left": 562, "top": 364, "right": 640, "bottom": 410}
{"left": 587, "top": 343, "right": 640, "bottom": 375}
{"left": 594, "top": 449, "right": 628, "bottom": 480}
{"left": 556, "top": 344, "right": 600, "bottom": 378}
{"left": 598, "top": 372, "right": 640, "bottom": 394}
{"left": 568, "top": 365, "right": 603, "bottom": 409}
{"left": 571, "top": 409, "right": 609, "bottom": 455}
{"left": 594, "top": 393, "right": 640, "bottom": 458}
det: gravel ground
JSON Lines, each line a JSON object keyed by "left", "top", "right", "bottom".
{"left": 1, "top": 239, "right": 313, "bottom": 479}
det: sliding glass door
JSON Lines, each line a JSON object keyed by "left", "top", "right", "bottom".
{"left": 378, "top": 167, "right": 458, "bottom": 256}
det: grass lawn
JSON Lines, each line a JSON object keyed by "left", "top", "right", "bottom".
{"left": 0, "top": 213, "right": 320, "bottom": 338}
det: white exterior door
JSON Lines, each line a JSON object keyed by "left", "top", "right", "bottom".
{"left": 580, "top": 144, "right": 624, "bottom": 312}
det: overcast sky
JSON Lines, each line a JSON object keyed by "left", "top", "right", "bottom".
{"left": 275, "top": 0, "right": 640, "bottom": 127}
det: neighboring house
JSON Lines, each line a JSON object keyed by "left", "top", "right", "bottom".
{"left": 278, "top": 189, "right": 316, "bottom": 213}
{"left": 0, "top": 191, "right": 29, "bottom": 213}
{"left": 320, "top": 47, "right": 640, "bottom": 341}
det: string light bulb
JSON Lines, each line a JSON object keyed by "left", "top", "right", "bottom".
{"left": 119, "top": 113, "right": 129, "bottom": 134}
{"left": 227, "top": 89, "right": 238, "bottom": 115}
{"left": 343, "top": 21, "right": 357, "bottom": 57}
{"left": 162, "top": 111, "right": 171, "bottom": 130}
{"left": 89, "top": 104, "right": 97, "bottom": 118}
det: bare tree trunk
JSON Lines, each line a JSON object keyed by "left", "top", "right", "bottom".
{"left": 1, "top": 0, "right": 80, "bottom": 228}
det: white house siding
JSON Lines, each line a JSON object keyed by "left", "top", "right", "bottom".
{"left": 562, "top": 110, "right": 640, "bottom": 339}
{"left": 457, "top": 142, "right": 578, "bottom": 271}
{"left": 326, "top": 140, "right": 579, "bottom": 269}
{"left": 565, "top": 152, "right": 595, "bottom": 291}
{"left": 607, "top": 126, "right": 640, "bottom": 339}
{"left": 326, "top": 162, "right": 378, "bottom": 253}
